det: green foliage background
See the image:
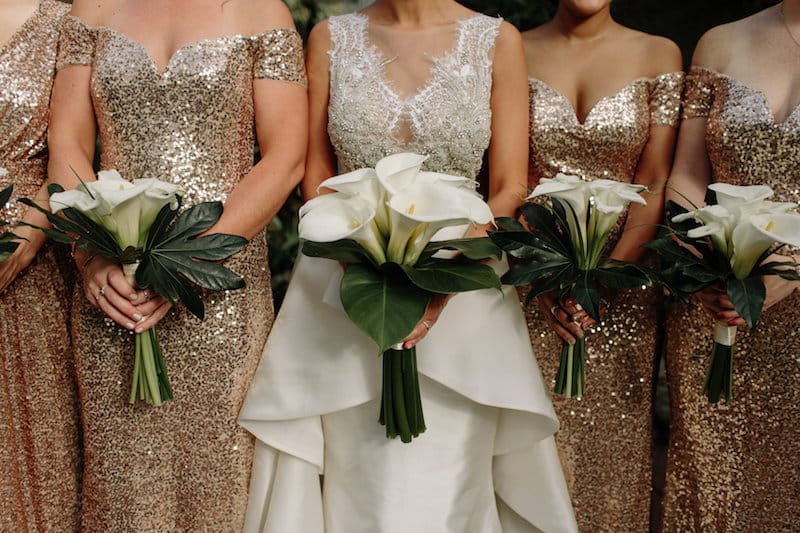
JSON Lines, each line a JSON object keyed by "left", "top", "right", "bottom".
{"left": 269, "top": 0, "right": 778, "bottom": 307}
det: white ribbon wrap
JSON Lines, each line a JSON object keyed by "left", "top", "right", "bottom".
{"left": 122, "top": 261, "right": 140, "bottom": 288}
{"left": 713, "top": 322, "right": 737, "bottom": 346}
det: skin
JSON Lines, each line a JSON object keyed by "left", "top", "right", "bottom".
{"left": 666, "top": 0, "right": 800, "bottom": 326}
{"left": 522, "top": 0, "right": 682, "bottom": 343}
{"left": 0, "top": 0, "right": 54, "bottom": 293}
{"left": 47, "top": 0, "right": 308, "bottom": 332}
{"left": 304, "top": 0, "right": 530, "bottom": 348}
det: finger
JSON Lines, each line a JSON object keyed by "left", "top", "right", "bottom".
{"left": 716, "top": 296, "right": 736, "bottom": 310}
{"left": 716, "top": 310, "right": 742, "bottom": 321}
{"left": 546, "top": 314, "right": 577, "bottom": 344}
{"left": 554, "top": 308, "right": 584, "bottom": 339}
{"left": 95, "top": 292, "right": 137, "bottom": 330}
{"left": 135, "top": 295, "right": 169, "bottom": 316}
{"left": 134, "top": 301, "right": 173, "bottom": 333}
{"left": 101, "top": 285, "right": 146, "bottom": 323}
{"left": 107, "top": 268, "right": 138, "bottom": 301}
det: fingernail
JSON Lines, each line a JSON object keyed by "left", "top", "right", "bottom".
{"left": 129, "top": 293, "right": 138, "bottom": 300}
{"left": 568, "top": 338, "right": 575, "bottom": 345}
{"left": 126, "top": 322, "right": 135, "bottom": 330}
{"left": 575, "top": 303, "right": 583, "bottom": 311}
{"left": 133, "top": 313, "right": 142, "bottom": 321}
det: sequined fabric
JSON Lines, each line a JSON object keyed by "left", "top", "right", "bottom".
{"left": 525, "top": 72, "right": 683, "bottom": 532}
{"left": 662, "top": 66, "right": 800, "bottom": 532}
{"left": 327, "top": 13, "right": 497, "bottom": 176}
{"left": 0, "top": 2, "right": 81, "bottom": 531}
{"left": 57, "top": 16, "right": 304, "bottom": 531}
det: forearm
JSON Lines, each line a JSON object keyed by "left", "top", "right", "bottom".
{"left": 609, "top": 200, "right": 663, "bottom": 264}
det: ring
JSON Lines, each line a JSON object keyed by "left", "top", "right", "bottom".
{"left": 143, "top": 289, "right": 152, "bottom": 302}
{"left": 98, "top": 285, "right": 107, "bottom": 297}
{"left": 422, "top": 320, "right": 432, "bottom": 330}
{"left": 550, "top": 305, "right": 559, "bottom": 316}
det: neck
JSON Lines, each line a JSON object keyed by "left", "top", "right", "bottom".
{"left": 370, "top": 0, "right": 451, "bottom": 26}
{"left": 552, "top": 4, "right": 614, "bottom": 41}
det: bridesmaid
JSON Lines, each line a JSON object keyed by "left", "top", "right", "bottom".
{"left": 47, "top": 0, "right": 306, "bottom": 529}
{"left": 663, "top": 2, "right": 800, "bottom": 530}
{"left": 521, "top": 0, "right": 682, "bottom": 530}
{"left": 0, "top": 0, "right": 81, "bottom": 530}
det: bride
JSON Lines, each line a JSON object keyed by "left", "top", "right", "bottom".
{"left": 239, "top": 1, "right": 577, "bottom": 531}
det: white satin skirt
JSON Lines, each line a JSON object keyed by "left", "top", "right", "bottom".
{"left": 239, "top": 255, "right": 577, "bottom": 533}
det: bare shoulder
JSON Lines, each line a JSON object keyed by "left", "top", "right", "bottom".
{"left": 691, "top": 18, "right": 742, "bottom": 71}
{"left": 495, "top": 19, "right": 524, "bottom": 52}
{"left": 70, "top": 0, "right": 123, "bottom": 26}
{"left": 619, "top": 27, "right": 682, "bottom": 75}
{"left": 238, "top": 0, "right": 296, "bottom": 34}
{"left": 306, "top": 19, "right": 331, "bottom": 59}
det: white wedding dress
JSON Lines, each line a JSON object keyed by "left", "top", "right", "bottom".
{"left": 239, "top": 13, "right": 576, "bottom": 533}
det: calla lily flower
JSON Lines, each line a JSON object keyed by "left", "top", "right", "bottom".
{"left": 299, "top": 193, "right": 387, "bottom": 264}
{"left": 375, "top": 153, "right": 428, "bottom": 195}
{"left": 730, "top": 212, "right": 800, "bottom": 279}
{"left": 674, "top": 204, "right": 735, "bottom": 257}
{"left": 708, "top": 183, "right": 774, "bottom": 208}
{"left": 386, "top": 182, "right": 493, "bottom": 265}
{"left": 318, "top": 168, "right": 389, "bottom": 235}
{"left": 530, "top": 174, "right": 591, "bottom": 253}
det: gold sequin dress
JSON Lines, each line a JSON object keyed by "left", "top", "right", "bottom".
{"left": 0, "top": 2, "right": 81, "bottom": 531}
{"left": 239, "top": 13, "right": 577, "bottom": 533}
{"left": 661, "top": 66, "right": 800, "bottom": 532}
{"left": 56, "top": 16, "right": 305, "bottom": 531}
{"left": 526, "top": 72, "right": 683, "bottom": 532}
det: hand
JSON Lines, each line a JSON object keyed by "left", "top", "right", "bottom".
{"left": 81, "top": 255, "right": 171, "bottom": 332}
{"left": 694, "top": 285, "right": 744, "bottom": 326}
{"left": 0, "top": 238, "right": 36, "bottom": 293}
{"left": 402, "top": 293, "right": 452, "bottom": 349}
{"left": 537, "top": 291, "right": 587, "bottom": 344}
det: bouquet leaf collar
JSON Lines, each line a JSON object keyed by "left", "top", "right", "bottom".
{"left": 0, "top": 179, "right": 22, "bottom": 262}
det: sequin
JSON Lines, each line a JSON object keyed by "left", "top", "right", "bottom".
{"left": 662, "top": 66, "right": 800, "bottom": 532}
{"left": 56, "top": 16, "right": 304, "bottom": 530}
{"left": 0, "top": 2, "right": 81, "bottom": 531}
{"left": 524, "top": 72, "right": 683, "bottom": 532}
{"left": 327, "top": 14, "right": 496, "bottom": 176}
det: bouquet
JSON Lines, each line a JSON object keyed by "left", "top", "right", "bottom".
{"left": 299, "top": 153, "right": 502, "bottom": 442}
{"left": 648, "top": 183, "right": 800, "bottom": 404}
{"left": 0, "top": 174, "right": 21, "bottom": 262}
{"left": 489, "top": 173, "right": 653, "bottom": 398}
{"left": 22, "top": 170, "right": 248, "bottom": 405}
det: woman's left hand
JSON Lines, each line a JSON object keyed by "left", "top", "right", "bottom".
{"left": 0, "top": 239, "right": 35, "bottom": 293}
{"left": 402, "top": 294, "right": 452, "bottom": 349}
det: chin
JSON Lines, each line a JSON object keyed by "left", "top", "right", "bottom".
{"left": 561, "top": 0, "right": 611, "bottom": 18}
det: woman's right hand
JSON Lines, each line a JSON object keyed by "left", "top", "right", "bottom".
{"left": 537, "top": 291, "right": 596, "bottom": 344}
{"left": 81, "top": 254, "right": 171, "bottom": 332}
{"left": 693, "top": 284, "right": 746, "bottom": 326}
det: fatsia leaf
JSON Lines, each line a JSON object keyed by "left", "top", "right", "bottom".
{"left": 574, "top": 271, "right": 600, "bottom": 321}
{"left": 416, "top": 237, "right": 502, "bottom": 264}
{"left": 494, "top": 216, "right": 526, "bottom": 232}
{"left": 397, "top": 261, "right": 501, "bottom": 294}
{"left": 594, "top": 260, "right": 653, "bottom": 289}
{"left": 301, "top": 238, "right": 378, "bottom": 266}
{"left": 756, "top": 260, "right": 800, "bottom": 281}
{"left": 0, "top": 185, "right": 12, "bottom": 207}
{"left": 488, "top": 229, "right": 567, "bottom": 261}
{"left": 726, "top": 276, "right": 766, "bottom": 328}
{"left": 0, "top": 233, "right": 19, "bottom": 263}
{"left": 520, "top": 201, "right": 572, "bottom": 255}
{"left": 500, "top": 257, "right": 572, "bottom": 286}
{"left": 340, "top": 263, "right": 430, "bottom": 352}
{"left": 139, "top": 201, "right": 248, "bottom": 319}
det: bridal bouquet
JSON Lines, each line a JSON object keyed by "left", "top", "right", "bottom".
{"left": 22, "top": 170, "right": 248, "bottom": 405}
{"left": 299, "top": 153, "right": 502, "bottom": 442}
{"left": 489, "top": 173, "right": 652, "bottom": 398}
{"left": 648, "top": 183, "right": 800, "bottom": 404}
{"left": 0, "top": 177, "right": 21, "bottom": 262}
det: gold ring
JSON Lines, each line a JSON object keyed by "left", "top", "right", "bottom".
{"left": 550, "top": 305, "right": 559, "bottom": 316}
{"left": 143, "top": 289, "right": 152, "bottom": 302}
{"left": 98, "top": 285, "right": 107, "bottom": 297}
{"left": 422, "top": 320, "right": 432, "bottom": 330}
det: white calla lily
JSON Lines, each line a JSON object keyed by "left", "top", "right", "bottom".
{"left": 386, "top": 182, "right": 493, "bottom": 265}
{"left": 318, "top": 168, "right": 389, "bottom": 235}
{"left": 730, "top": 212, "right": 800, "bottom": 279}
{"left": 587, "top": 180, "right": 647, "bottom": 252}
{"left": 674, "top": 204, "right": 734, "bottom": 257}
{"left": 415, "top": 171, "right": 478, "bottom": 192}
{"left": 299, "top": 193, "right": 386, "bottom": 264}
{"left": 375, "top": 153, "right": 427, "bottom": 195}
{"left": 708, "top": 183, "right": 774, "bottom": 208}
{"left": 530, "top": 174, "right": 591, "bottom": 254}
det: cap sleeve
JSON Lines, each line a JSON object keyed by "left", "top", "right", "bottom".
{"left": 649, "top": 71, "right": 684, "bottom": 127}
{"left": 56, "top": 15, "right": 96, "bottom": 71}
{"left": 682, "top": 66, "right": 716, "bottom": 119}
{"left": 252, "top": 28, "right": 306, "bottom": 86}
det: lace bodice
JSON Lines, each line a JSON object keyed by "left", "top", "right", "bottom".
{"left": 684, "top": 66, "right": 800, "bottom": 203}
{"left": 327, "top": 13, "right": 500, "bottom": 179}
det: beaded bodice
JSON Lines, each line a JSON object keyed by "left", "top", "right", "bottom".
{"left": 327, "top": 13, "right": 500, "bottom": 178}
{"left": 0, "top": 0, "right": 69, "bottom": 223}
{"left": 57, "top": 16, "right": 305, "bottom": 208}
{"left": 684, "top": 66, "right": 800, "bottom": 204}
{"left": 528, "top": 72, "right": 683, "bottom": 186}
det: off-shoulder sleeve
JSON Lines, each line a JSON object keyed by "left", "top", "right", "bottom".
{"left": 650, "top": 71, "right": 684, "bottom": 127}
{"left": 253, "top": 28, "right": 307, "bottom": 86}
{"left": 56, "top": 15, "right": 96, "bottom": 70}
{"left": 682, "top": 66, "right": 716, "bottom": 119}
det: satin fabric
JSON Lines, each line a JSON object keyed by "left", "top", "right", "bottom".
{"left": 239, "top": 255, "right": 577, "bottom": 532}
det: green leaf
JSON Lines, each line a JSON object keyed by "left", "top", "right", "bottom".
{"left": 520, "top": 201, "right": 572, "bottom": 255}
{"left": 138, "top": 201, "right": 248, "bottom": 319}
{"left": 397, "top": 261, "right": 501, "bottom": 294}
{"left": 0, "top": 185, "right": 12, "bottom": 207}
{"left": 417, "top": 237, "right": 501, "bottom": 263}
{"left": 574, "top": 271, "right": 600, "bottom": 321}
{"left": 594, "top": 260, "right": 652, "bottom": 289}
{"left": 494, "top": 216, "right": 526, "bottom": 232}
{"left": 301, "top": 238, "right": 378, "bottom": 266}
{"left": 340, "top": 263, "right": 430, "bottom": 352}
{"left": 726, "top": 276, "right": 766, "bottom": 328}
{"left": 500, "top": 257, "right": 571, "bottom": 286}
{"left": 488, "top": 229, "right": 567, "bottom": 261}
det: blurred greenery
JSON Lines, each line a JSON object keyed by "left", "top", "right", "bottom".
{"left": 269, "top": 0, "right": 779, "bottom": 308}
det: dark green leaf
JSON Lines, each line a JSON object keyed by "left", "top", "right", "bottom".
{"left": 594, "top": 260, "right": 653, "bottom": 289}
{"left": 500, "top": 257, "right": 572, "bottom": 286}
{"left": 417, "top": 237, "right": 501, "bottom": 263}
{"left": 340, "top": 263, "right": 430, "bottom": 352}
{"left": 574, "top": 271, "right": 600, "bottom": 321}
{"left": 0, "top": 185, "right": 12, "bottom": 207}
{"left": 494, "top": 216, "right": 526, "bottom": 232}
{"left": 520, "top": 201, "right": 572, "bottom": 255}
{"left": 301, "top": 238, "right": 378, "bottom": 266}
{"left": 727, "top": 276, "right": 766, "bottom": 328}
{"left": 754, "top": 260, "right": 800, "bottom": 281}
{"left": 397, "top": 261, "right": 501, "bottom": 293}
{"left": 488, "top": 229, "right": 567, "bottom": 261}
